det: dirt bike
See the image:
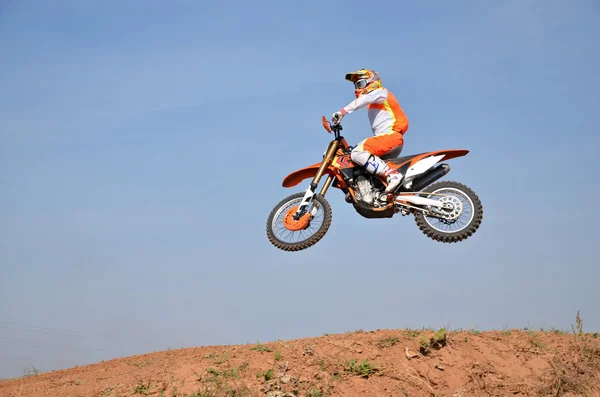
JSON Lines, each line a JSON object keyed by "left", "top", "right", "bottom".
{"left": 266, "top": 116, "right": 483, "bottom": 251}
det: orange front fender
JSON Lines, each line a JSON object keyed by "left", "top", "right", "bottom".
{"left": 282, "top": 163, "right": 336, "bottom": 188}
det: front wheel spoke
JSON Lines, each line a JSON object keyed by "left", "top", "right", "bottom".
{"left": 282, "top": 229, "right": 294, "bottom": 241}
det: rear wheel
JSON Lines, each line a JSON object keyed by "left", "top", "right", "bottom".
{"left": 414, "top": 181, "right": 483, "bottom": 243}
{"left": 266, "top": 192, "right": 332, "bottom": 251}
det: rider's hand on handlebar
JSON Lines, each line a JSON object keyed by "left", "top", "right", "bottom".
{"left": 332, "top": 111, "right": 344, "bottom": 125}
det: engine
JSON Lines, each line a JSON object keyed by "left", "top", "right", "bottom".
{"left": 352, "top": 174, "right": 388, "bottom": 208}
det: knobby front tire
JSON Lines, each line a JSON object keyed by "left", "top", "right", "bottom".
{"left": 266, "top": 192, "right": 332, "bottom": 252}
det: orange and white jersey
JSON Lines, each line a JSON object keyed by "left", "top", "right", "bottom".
{"left": 340, "top": 88, "right": 409, "bottom": 136}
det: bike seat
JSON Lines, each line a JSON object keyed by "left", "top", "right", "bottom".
{"left": 386, "top": 153, "right": 426, "bottom": 165}
{"left": 380, "top": 146, "right": 403, "bottom": 160}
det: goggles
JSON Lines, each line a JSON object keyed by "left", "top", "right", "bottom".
{"left": 354, "top": 79, "right": 369, "bottom": 89}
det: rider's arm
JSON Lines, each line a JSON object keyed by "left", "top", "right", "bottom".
{"left": 340, "top": 89, "right": 387, "bottom": 115}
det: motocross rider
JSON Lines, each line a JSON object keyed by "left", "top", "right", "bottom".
{"left": 332, "top": 69, "right": 409, "bottom": 201}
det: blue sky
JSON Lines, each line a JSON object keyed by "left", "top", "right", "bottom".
{"left": 1, "top": 0, "right": 599, "bottom": 378}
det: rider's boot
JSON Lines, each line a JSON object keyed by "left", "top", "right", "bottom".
{"left": 383, "top": 168, "right": 404, "bottom": 193}
{"left": 363, "top": 155, "right": 404, "bottom": 193}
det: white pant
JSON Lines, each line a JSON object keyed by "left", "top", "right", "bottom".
{"left": 350, "top": 144, "right": 403, "bottom": 176}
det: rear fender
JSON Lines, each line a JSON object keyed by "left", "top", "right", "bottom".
{"left": 282, "top": 163, "right": 337, "bottom": 188}
{"left": 391, "top": 149, "right": 469, "bottom": 179}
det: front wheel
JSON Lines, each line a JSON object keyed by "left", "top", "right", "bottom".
{"left": 414, "top": 181, "right": 483, "bottom": 243}
{"left": 266, "top": 192, "right": 332, "bottom": 251}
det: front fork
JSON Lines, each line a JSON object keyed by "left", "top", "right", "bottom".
{"left": 293, "top": 140, "right": 339, "bottom": 220}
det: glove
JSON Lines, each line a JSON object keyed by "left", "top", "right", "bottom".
{"left": 332, "top": 111, "right": 344, "bottom": 125}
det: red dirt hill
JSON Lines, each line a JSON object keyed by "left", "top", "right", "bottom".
{"left": 1, "top": 327, "right": 599, "bottom": 397}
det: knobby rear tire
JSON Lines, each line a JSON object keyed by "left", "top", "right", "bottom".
{"left": 266, "top": 192, "right": 332, "bottom": 252}
{"left": 414, "top": 180, "right": 483, "bottom": 243}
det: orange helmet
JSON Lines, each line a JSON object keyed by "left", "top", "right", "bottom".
{"left": 345, "top": 69, "right": 382, "bottom": 98}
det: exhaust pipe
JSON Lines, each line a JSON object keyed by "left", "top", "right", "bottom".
{"left": 411, "top": 164, "right": 450, "bottom": 191}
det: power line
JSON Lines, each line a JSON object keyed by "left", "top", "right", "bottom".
{"left": 0, "top": 320, "right": 171, "bottom": 345}
{"left": 0, "top": 352, "right": 35, "bottom": 361}
{"left": 0, "top": 336, "right": 123, "bottom": 355}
